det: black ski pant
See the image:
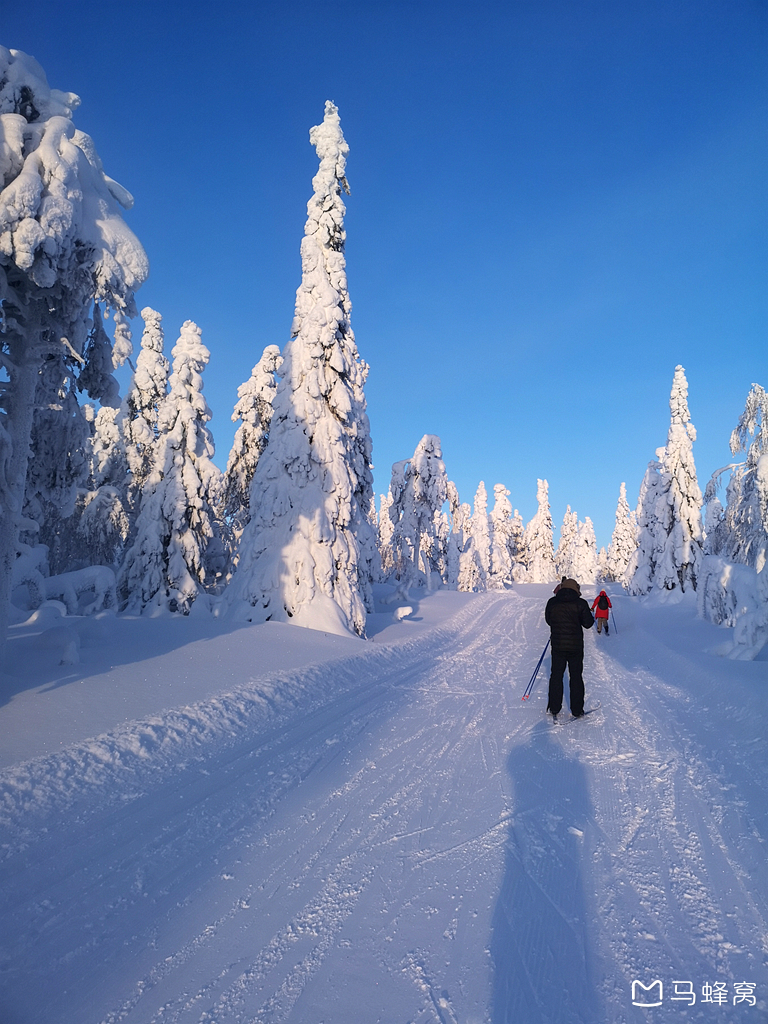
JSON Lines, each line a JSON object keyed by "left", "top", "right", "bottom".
{"left": 547, "top": 647, "right": 584, "bottom": 716}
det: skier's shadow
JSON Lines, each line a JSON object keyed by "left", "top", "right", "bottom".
{"left": 491, "top": 722, "right": 604, "bottom": 1023}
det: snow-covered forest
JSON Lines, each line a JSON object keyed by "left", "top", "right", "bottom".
{"left": 1, "top": 40, "right": 767, "bottom": 1024}
{"left": 1, "top": 46, "right": 765, "bottom": 660}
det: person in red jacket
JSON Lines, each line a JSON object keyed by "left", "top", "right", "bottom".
{"left": 591, "top": 589, "right": 612, "bottom": 634}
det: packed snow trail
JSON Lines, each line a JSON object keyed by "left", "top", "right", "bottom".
{"left": 1, "top": 589, "right": 767, "bottom": 1023}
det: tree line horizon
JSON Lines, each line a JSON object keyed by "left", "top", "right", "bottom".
{"left": 1, "top": 48, "right": 765, "bottom": 655}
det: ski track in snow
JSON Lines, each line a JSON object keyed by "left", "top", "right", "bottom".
{"left": 1, "top": 592, "right": 767, "bottom": 1024}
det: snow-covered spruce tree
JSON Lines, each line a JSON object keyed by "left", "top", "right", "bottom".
{"left": 698, "top": 383, "right": 768, "bottom": 655}
{"left": 73, "top": 403, "right": 130, "bottom": 570}
{"left": 367, "top": 493, "right": 382, "bottom": 586}
{"left": 458, "top": 481, "right": 490, "bottom": 592}
{"left": 457, "top": 541, "right": 481, "bottom": 592}
{"left": 451, "top": 500, "right": 471, "bottom": 583}
{"left": 488, "top": 483, "right": 514, "bottom": 588}
{"left": 597, "top": 545, "right": 609, "bottom": 582}
{"left": 702, "top": 491, "right": 727, "bottom": 557}
{"left": 705, "top": 383, "right": 768, "bottom": 571}
{"left": 443, "top": 480, "right": 463, "bottom": 589}
{"left": 627, "top": 367, "right": 703, "bottom": 596}
{"left": 606, "top": 481, "right": 636, "bottom": 583}
{"left": 553, "top": 508, "right": 598, "bottom": 585}
{"left": 655, "top": 365, "right": 703, "bottom": 591}
{"left": 555, "top": 506, "right": 578, "bottom": 579}
{"left": 119, "top": 321, "right": 221, "bottom": 613}
{"left": 221, "top": 344, "right": 282, "bottom": 543}
{"left": 387, "top": 435, "right": 449, "bottom": 593}
{"left": 433, "top": 506, "right": 451, "bottom": 585}
{"left": 625, "top": 457, "right": 664, "bottom": 595}
{"left": 0, "top": 47, "right": 147, "bottom": 645}
{"left": 523, "top": 479, "right": 557, "bottom": 583}
{"left": 64, "top": 307, "right": 168, "bottom": 579}
{"left": 377, "top": 491, "right": 396, "bottom": 580}
{"left": 227, "top": 102, "right": 376, "bottom": 636}
{"left": 446, "top": 481, "right": 463, "bottom": 536}
{"left": 55, "top": 306, "right": 131, "bottom": 574}
{"left": 24, "top": 285, "right": 127, "bottom": 577}
{"left": 570, "top": 517, "right": 598, "bottom": 585}
{"left": 508, "top": 508, "right": 527, "bottom": 581}
{"left": 120, "top": 307, "right": 170, "bottom": 508}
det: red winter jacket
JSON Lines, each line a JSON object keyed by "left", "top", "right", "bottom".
{"left": 591, "top": 591, "right": 612, "bottom": 619}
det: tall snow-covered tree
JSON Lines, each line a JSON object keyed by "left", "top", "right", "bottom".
{"left": 654, "top": 365, "right": 703, "bottom": 591}
{"left": 89, "top": 402, "right": 129, "bottom": 498}
{"left": 570, "top": 517, "right": 599, "bottom": 585}
{"left": 625, "top": 457, "right": 664, "bottom": 595}
{"left": 221, "top": 344, "right": 282, "bottom": 538}
{"left": 554, "top": 508, "right": 598, "bottom": 585}
{"left": 56, "top": 307, "right": 131, "bottom": 574}
{"left": 472, "top": 483, "right": 491, "bottom": 580}
{"left": 702, "top": 494, "right": 726, "bottom": 556}
{"left": 704, "top": 383, "right": 768, "bottom": 571}
{"left": 458, "top": 481, "right": 491, "bottom": 592}
{"left": 73, "top": 403, "right": 130, "bottom": 571}
{"left": 432, "top": 507, "right": 451, "bottom": 585}
{"left": 597, "top": 545, "right": 609, "bottom": 581}
{"left": 626, "top": 365, "right": 704, "bottom": 595}
{"left": 445, "top": 481, "right": 461, "bottom": 533}
{"left": 555, "top": 506, "right": 578, "bottom": 579}
{"left": 606, "top": 482, "right": 636, "bottom": 583}
{"left": 120, "top": 307, "right": 169, "bottom": 507}
{"left": 227, "top": 102, "right": 376, "bottom": 636}
{"left": 488, "top": 483, "right": 514, "bottom": 588}
{"left": 119, "top": 321, "right": 220, "bottom": 613}
{"left": 387, "top": 435, "right": 449, "bottom": 592}
{"left": 24, "top": 288, "right": 127, "bottom": 577}
{"left": 506, "top": 508, "right": 526, "bottom": 581}
{"left": 698, "top": 383, "right": 768, "bottom": 656}
{"left": 377, "top": 491, "right": 396, "bottom": 580}
{"left": 0, "top": 47, "right": 147, "bottom": 645}
{"left": 523, "top": 479, "right": 557, "bottom": 583}
{"left": 444, "top": 481, "right": 463, "bottom": 589}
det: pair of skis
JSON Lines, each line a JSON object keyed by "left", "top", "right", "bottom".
{"left": 550, "top": 701, "right": 602, "bottom": 724}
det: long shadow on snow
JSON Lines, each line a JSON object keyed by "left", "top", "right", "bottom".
{"left": 491, "top": 721, "right": 605, "bottom": 1024}
{"left": 0, "top": 612, "right": 362, "bottom": 709}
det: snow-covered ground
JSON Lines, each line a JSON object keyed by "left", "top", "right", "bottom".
{"left": 1, "top": 585, "right": 767, "bottom": 1024}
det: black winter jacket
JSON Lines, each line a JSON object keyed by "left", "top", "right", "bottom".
{"left": 545, "top": 588, "right": 594, "bottom": 651}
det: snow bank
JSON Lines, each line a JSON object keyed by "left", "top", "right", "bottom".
{"left": 0, "top": 590, "right": 496, "bottom": 854}
{"left": 698, "top": 554, "right": 768, "bottom": 659}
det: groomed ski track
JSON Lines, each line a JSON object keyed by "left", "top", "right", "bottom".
{"left": 1, "top": 589, "right": 767, "bottom": 1024}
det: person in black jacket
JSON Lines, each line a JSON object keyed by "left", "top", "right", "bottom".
{"left": 544, "top": 577, "right": 594, "bottom": 718}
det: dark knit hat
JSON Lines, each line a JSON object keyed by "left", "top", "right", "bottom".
{"left": 560, "top": 578, "right": 581, "bottom": 595}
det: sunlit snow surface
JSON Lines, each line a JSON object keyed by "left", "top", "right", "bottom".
{"left": 1, "top": 585, "right": 767, "bottom": 1023}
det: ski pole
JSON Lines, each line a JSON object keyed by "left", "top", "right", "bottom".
{"left": 522, "top": 639, "right": 550, "bottom": 700}
{"left": 611, "top": 608, "right": 618, "bottom": 634}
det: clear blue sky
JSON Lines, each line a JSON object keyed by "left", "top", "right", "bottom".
{"left": 6, "top": 0, "right": 766, "bottom": 546}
